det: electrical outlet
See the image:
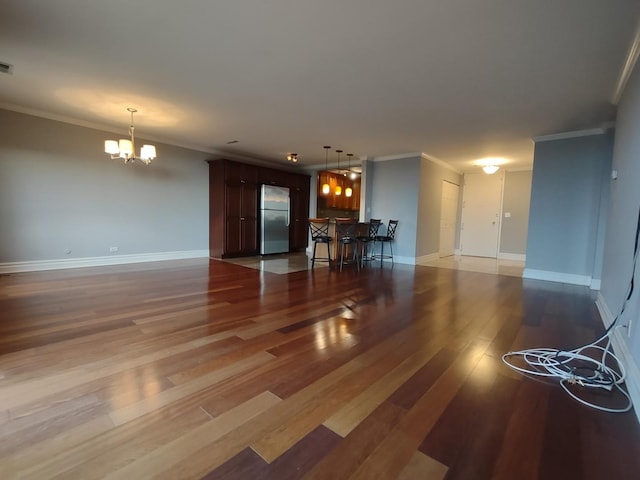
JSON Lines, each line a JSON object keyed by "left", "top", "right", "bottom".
{"left": 109, "top": 246, "right": 119, "bottom": 252}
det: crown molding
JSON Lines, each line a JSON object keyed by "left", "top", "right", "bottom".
{"left": 372, "top": 152, "right": 421, "bottom": 162}
{"left": 0, "top": 102, "right": 218, "bottom": 155}
{"left": 612, "top": 19, "right": 640, "bottom": 105}
{"left": 533, "top": 127, "right": 607, "bottom": 143}
{"left": 370, "top": 151, "right": 462, "bottom": 175}
{"left": 420, "top": 152, "right": 462, "bottom": 174}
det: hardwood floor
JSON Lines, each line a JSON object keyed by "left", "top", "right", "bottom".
{"left": 0, "top": 259, "right": 638, "bottom": 479}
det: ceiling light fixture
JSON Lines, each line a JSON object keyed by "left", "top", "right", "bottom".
{"left": 335, "top": 150, "right": 343, "bottom": 196}
{"left": 482, "top": 164, "right": 499, "bottom": 174}
{"left": 104, "top": 108, "right": 156, "bottom": 165}
{"left": 322, "top": 146, "right": 331, "bottom": 195}
{"left": 345, "top": 153, "right": 353, "bottom": 198}
{"left": 287, "top": 153, "right": 298, "bottom": 163}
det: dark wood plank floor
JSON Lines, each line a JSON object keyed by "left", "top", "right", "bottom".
{"left": 0, "top": 258, "right": 639, "bottom": 479}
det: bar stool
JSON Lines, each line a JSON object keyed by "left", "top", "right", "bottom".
{"left": 335, "top": 218, "right": 360, "bottom": 272}
{"left": 308, "top": 218, "right": 332, "bottom": 268}
{"left": 357, "top": 219, "right": 381, "bottom": 268}
{"left": 374, "top": 219, "right": 398, "bottom": 267}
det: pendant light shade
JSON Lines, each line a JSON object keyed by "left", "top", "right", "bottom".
{"left": 345, "top": 153, "right": 353, "bottom": 197}
{"left": 335, "top": 150, "right": 342, "bottom": 195}
{"left": 322, "top": 146, "right": 331, "bottom": 195}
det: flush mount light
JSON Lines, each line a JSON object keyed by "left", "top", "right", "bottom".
{"left": 475, "top": 157, "right": 507, "bottom": 174}
{"left": 104, "top": 108, "right": 156, "bottom": 165}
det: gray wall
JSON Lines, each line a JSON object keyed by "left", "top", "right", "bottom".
{"left": 0, "top": 109, "right": 210, "bottom": 263}
{"left": 525, "top": 133, "right": 613, "bottom": 278}
{"left": 600, "top": 60, "right": 640, "bottom": 374}
{"left": 369, "top": 156, "right": 421, "bottom": 261}
{"left": 500, "top": 170, "right": 532, "bottom": 255}
{"left": 368, "top": 155, "right": 462, "bottom": 262}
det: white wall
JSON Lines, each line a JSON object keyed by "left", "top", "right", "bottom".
{"left": 599, "top": 60, "right": 640, "bottom": 413}
{"left": 0, "top": 109, "right": 210, "bottom": 270}
{"left": 418, "top": 156, "right": 462, "bottom": 258}
{"left": 500, "top": 170, "right": 532, "bottom": 256}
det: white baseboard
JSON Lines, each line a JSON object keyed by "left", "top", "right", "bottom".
{"left": 416, "top": 253, "right": 440, "bottom": 263}
{"left": 0, "top": 250, "right": 210, "bottom": 274}
{"left": 498, "top": 252, "right": 526, "bottom": 262}
{"left": 523, "top": 268, "right": 592, "bottom": 287}
{"left": 454, "top": 248, "right": 461, "bottom": 255}
{"left": 395, "top": 255, "right": 416, "bottom": 265}
{"left": 596, "top": 293, "right": 640, "bottom": 425}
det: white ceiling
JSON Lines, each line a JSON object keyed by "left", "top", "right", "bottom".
{"left": 1, "top": 1, "right": 639, "bottom": 172}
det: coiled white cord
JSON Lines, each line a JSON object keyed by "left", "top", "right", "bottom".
{"left": 502, "top": 327, "right": 632, "bottom": 413}
{"left": 504, "top": 207, "right": 639, "bottom": 413}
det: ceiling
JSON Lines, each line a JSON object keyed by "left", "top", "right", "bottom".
{"left": 1, "top": 1, "right": 639, "bottom": 172}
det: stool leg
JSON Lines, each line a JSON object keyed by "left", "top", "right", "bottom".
{"left": 312, "top": 242, "right": 317, "bottom": 268}
{"left": 353, "top": 243, "right": 360, "bottom": 271}
{"left": 380, "top": 242, "right": 384, "bottom": 267}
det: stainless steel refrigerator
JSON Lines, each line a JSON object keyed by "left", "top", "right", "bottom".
{"left": 260, "top": 184, "right": 290, "bottom": 255}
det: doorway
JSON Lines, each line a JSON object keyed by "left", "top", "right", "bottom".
{"left": 459, "top": 171, "right": 504, "bottom": 258}
{"left": 439, "top": 180, "right": 460, "bottom": 258}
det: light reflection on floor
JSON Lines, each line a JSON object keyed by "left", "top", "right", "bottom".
{"left": 221, "top": 252, "right": 326, "bottom": 274}
{"left": 417, "top": 255, "right": 524, "bottom": 277}
{"left": 222, "top": 252, "right": 524, "bottom": 277}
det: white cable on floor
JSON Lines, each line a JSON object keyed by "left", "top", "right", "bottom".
{"left": 503, "top": 207, "right": 640, "bottom": 413}
{"left": 502, "top": 327, "right": 632, "bottom": 413}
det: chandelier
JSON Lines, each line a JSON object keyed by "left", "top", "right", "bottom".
{"left": 104, "top": 108, "right": 156, "bottom": 164}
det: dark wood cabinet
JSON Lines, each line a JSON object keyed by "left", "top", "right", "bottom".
{"left": 208, "top": 159, "right": 310, "bottom": 258}
{"left": 289, "top": 175, "right": 311, "bottom": 251}
{"left": 257, "top": 167, "right": 289, "bottom": 186}
{"left": 209, "top": 159, "right": 259, "bottom": 258}
{"left": 317, "top": 170, "right": 360, "bottom": 211}
{"left": 224, "top": 182, "right": 258, "bottom": 256}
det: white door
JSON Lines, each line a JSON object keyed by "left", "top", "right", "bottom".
{"left": 460, "top": 171, "right": 504, "bottom": 258}
{"left": 439, "top": 181, "right": 459, "bottom": 257}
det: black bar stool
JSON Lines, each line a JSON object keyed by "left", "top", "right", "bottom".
{"left": 335, "top": 218, "right": 360, "bottom": 272}
{"left": 374, "top": 220, "right": 398, "bottom": 267}
{"left": 357, "top": 219, "right": 381, "bottom": 268}
{"left": 308, "top": 218, "right": 332, "bottom": 268}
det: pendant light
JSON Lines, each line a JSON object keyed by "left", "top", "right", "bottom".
{"left": 345, "top": 153, "right": 353, "bottom": 198}
{"left": 322, "top": 146, "right": 331, "bottom": 195}
{"left": 335, "top": 150, "right": 343, "bottom": 196}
